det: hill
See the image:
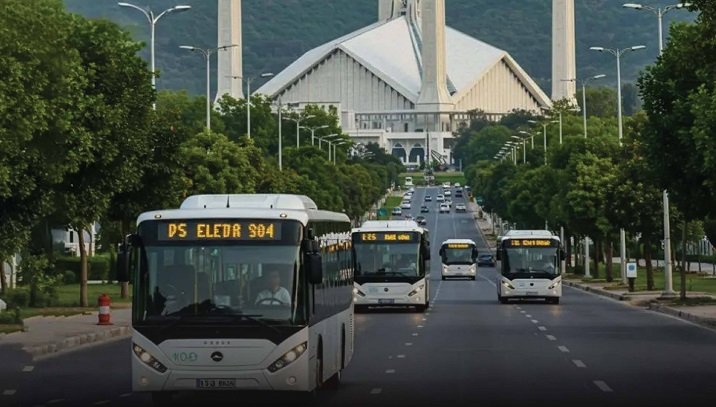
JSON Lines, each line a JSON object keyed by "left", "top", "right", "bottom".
{"left": 63, "top": 0, "right": 696, "bottom": 97}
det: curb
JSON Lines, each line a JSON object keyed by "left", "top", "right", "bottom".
{"left": 23, "top": 326, "right": 132, "bottom": 359}
{"left": 563, "top": 280, "right": 629, "bottom": 301}
{"left": 648, "top": 303, "right": 716, "bottom": 329}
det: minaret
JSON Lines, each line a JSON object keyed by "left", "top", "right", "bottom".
{"left": 216, "top": 0, "right": 243, "bottom": 101}
{"left": 552, "top": 0, "right": 577, "bottom": 104}
{"left": 416, "top": 0, "right": 453, "bottom": 111}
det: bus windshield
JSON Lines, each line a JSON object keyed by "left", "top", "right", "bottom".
{"left": 502, "top": 247, "right": 559, "bottom": 279}
{"left": 354, "top": 242, "right": 421, "bottom": 278}
{"left": 133, "top": 219, "right": 304, "bottom": 325}
{"left": 441, "top": 245, "right": 475, "bottom": 265}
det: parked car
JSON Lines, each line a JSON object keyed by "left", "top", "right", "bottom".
{"left": 420, "top": 206, "right": 430, "bottom": 213}
{"left": 416, "top": 216, "right": 427, "bottom": 225}
{"left": 439, "top": 203, "right": 450, "bottom": 213}
{"left": 392, "top": 207, "right": 402, "bottom": 216}
{"left": 477, "top": 253, "right": 496, "bottom": 267}
{"left": 455, "top": 203, "right": 467, "bottom": 212}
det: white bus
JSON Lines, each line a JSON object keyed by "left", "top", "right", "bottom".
{"left": 351, "top": 220, "right": 431, "bottom": 312}
{"left": 117, "top": 195, "right": 355, "bottom": 405}
{"left": 439, "top": 239, "right": 478, "bottom": 280}
{"left": 404, "top": 176, "right": 414, "bottom": 187}
{"left": 496, "top": 230, "right": 563, "bottom": 304}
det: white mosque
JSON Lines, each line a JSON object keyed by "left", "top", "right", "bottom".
{"left": 216, "top": 0, "right": 576, "bottom": 166}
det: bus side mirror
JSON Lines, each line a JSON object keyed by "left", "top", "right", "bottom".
{"left": 116, "top": 243, "right": 129, "bottom": 283}
{"left": 473, "top": 248, "right": 479, "bottom": 261}
{"left": 496, "top": 250, "right": 501, "bottom": 261}
{"left": 560, "top": 249, "right": 566, "bottom": 261}
{"left": 306, "top": 253, "right": 323, "bottom": 284}
{"left": 423, "top": 245, "right": 431, "bottom": 261}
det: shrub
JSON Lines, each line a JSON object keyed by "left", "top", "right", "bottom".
{"left": 0, "top": 307, "right": 22, "bottom": 325}
{"left": 62, "top": 270, "right": 77, "bottom": 284}
{"left": 54, "top": 254, "right": 112, "bottom": 282}
{"left": 4, "top": 288, "right": 30, "bottom": 308}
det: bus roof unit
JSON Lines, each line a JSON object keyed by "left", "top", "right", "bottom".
{"left": 353, "top": 220, "right": 426, "bottom": 234}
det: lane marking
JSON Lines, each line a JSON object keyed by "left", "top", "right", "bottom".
{"left": 411, "top": 333, "right": 419, "bottom": 336}
{"left": 417, "top": 325, "right": 424, "bottom": 328}
{"left": 397, "top": 354, "right": 406, "bottom": 359}
{"left": 120, "top": 393, "right": 132, "bottom": 398}
{"left": 94, "top": 401, "right": 110, "bottom": 406}
{"left": 47, "top": 400, "right": 65, "bottom": 404}
{"left": 22, "top": 365, "right": 34, "bottom": 373}
{"left": 525, "top": 314, "right": 532, "bottom": 318}
{"left": 405, "top": 342, "right": 413, "bottom": 346}
{"left": 520, "top": 311, "right": 526, "bottom": 314}
{"left": 370, "top": 388, "right": 383, "bottom": 395}
{"left": 385, "top": 369, "right": 396, "bottom": 374}
{"left": 2, "top": 390, "right": 16, "bottom": 396}
{"left": 594, "top": 380, "right": 613, "bottom": 392}
{"left": 515, "top": 306, "right": 522, "bottom": 310}
{"left": 572, "top": 360, "right": 587, "bottom": 368}
{"left": 538, "top": 326, "right": 547, "bottom": 331}
{"left": 531, "top": 319, "right": 539, "bottom": 324}
{"left": 477, "top": 275, "right": 497, "bottom": 288}
{"left": 546, "top": 335, "right": 557, "bottom": 341}
{"left": 558, "top": 346, "right": 570, "bottom": 353}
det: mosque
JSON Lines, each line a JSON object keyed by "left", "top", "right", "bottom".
{"left": 216, "top": 0, "right": 576, "bottom": 166}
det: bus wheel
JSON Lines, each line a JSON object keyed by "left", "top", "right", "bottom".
{"left": 324, "top": 369, "right": 341, "bottom": 389}
{"left": 548, "top": 297, "right": 560, "bottom": 305}
{"left": 415, "top": 304, "right": 427, "bottom": 313}
{"left": 151, "top": 392, "right": 173, "bottom": 407}
{"left": 498, "top": 295, "right": 508, "bottom": 304}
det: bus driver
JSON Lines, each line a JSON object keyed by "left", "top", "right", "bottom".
{"left": 255, "top": 270, "right": 292, "bottom": 306}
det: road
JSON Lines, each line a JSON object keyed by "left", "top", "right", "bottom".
{"left": 2, "top": 186, "right": 716, "bottom": 407}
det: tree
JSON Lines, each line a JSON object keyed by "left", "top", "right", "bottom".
{"left": 576, "top": 86, "right": 618, "bottom": 118}
{"left": 54, "top": 16, "right": 154, "bottom": 307}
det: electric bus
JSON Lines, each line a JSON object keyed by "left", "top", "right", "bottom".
{"left": 496, "top": 230, "right": 563, "bottom": 304}
{"left": 439, "top": 239, "right": 478, "bottom": 280}
{"left": 117, "top": 194, "right": 355, "bottom": 405}
{"left": 351, "top": 220, "right": 431, "bottom": 312}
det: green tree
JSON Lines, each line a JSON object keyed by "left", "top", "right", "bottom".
{"left": 577, "top": 86, "right": 618, "bottom": 118}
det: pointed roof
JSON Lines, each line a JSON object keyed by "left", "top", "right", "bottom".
{"left": 257, "top": 16, "right": 551, "bottom": 108}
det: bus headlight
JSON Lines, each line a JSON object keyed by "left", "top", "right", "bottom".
{"left": 408, "top": 284, "right": 425, "bottom": 297}
{"left": 133, "top": 343, "right": 167, "bottom": 373}
{"left": 501, "top": 280, "right": 515, "bottom": 290}
{"left": 267, "top": 342, "right": 307, "bottom": 373}
{"left": 548, "top": 280, "right": 561, "bottom": 290}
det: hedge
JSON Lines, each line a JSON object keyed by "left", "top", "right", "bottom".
{"left": 54, "top": 254, "right": 113, "bottom": 283}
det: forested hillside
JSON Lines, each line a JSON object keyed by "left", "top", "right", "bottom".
{"left": 64, "top": 0, "right": 695, "bottom": 96}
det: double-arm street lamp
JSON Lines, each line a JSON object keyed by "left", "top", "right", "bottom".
{"left": 512, "top": 135, "right": 528, "bottom": 164}
{"left": 519, "top": 130, "right": 538, "bottom": 149}
{"left": 528, "top": 119, "right": 559, "bottom": 165}
{"left": 180, "top": 44, "right": 238, "bottom": 131}
{"left": 623, "top": 3, "right": 692, "bottom": 54}
{"left": 589, "top": 45, "right": 646, "bottom": 143}
{"left": 564, "top": 75, "right": 607, "bottom": 138}
{"left": 227, "top": 72, "right": 275, "bottom": 139}
{"left": 286, "top": 113, "right": 316, "bottom": 148}
{"left": 300, "top": 125, "right": 329, "bottom": 146}
{"left": 118, "top": 2, "right": 191, "bottom": 110}
{"left": 332, "top": 140, "right": 351, "bottom": 165}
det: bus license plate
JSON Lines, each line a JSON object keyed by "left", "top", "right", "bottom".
{"left": 378, "top": 299, "right": 395, "bottom": 304}
{"left": 196, "top": 379, "right": 236, "bottom": 389}
{"left": 526, "top": 291, "right": 538, "bottom": 296}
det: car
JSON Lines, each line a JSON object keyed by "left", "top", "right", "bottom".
{"left": 439, "top": 203, "right": 450, "bottom": 213}
{"left": 455, "top": 203, "right": 467, "bottom": 212}
{"left": 408, "top": 187, "right": 415, "bottom": 193}
{"left": 454, "top": 182, "right": 461, "bottom": 187}
{"left": 403, "top": 193, "right": 413, "bottom": 199}
{"left": 444, "top": 189, "right": 452, "bottom": 197}
{"left": 455, "top": 190, "right": 463, "bottom": 198}
{"left": 391, "top": 207, "right": 402, "bottom": 216}
{"left": 442, "top": 182, "right": 451, "bottom": 189}
{"left": 424, "top": 195, "right": 432, "bottom": 201}
{"left": 416, "top": 216, "right": 427, "bottom": 225}
{"left": 404, "top": 214, "right": 414, "bottom": 221}
{"left": 445, "top": 199, "right": 452, "bottom": 208}
{"left": 401, "top": 201, "right": 412, "bottom": 209}
{"left": 436, "top": 195, "right": 445, "bottom": 202}
{"left": 477, "top": 253, "right": 495, "bottom": 267}
{"left": 420, "top": 206, "right": 429, "bottom": 213}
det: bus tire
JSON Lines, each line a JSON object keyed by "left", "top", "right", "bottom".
{"left": 415, "top": 304, "right": 427, "bottom": 313}
{"left": 151, "top": 392, "right": 173, "bottom": 407}
{"left": 498, "top": 295, "right": 508, "bottom": 304}
{"left": 548, "top": 297, "right": 560, "bottom": 305}
{"left": 441, "top": 276, "right": 446, "bottom": 281}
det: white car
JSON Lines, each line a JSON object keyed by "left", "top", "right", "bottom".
{"left": 444, "top": 190, "right": 452, "bottom": 197}
{"left": 455, "top": 203, "right": 467, "bottom": 212}
{"left": 391, "top": 207, "right": 402, "bottom": 216}
{"left": 445, "top": 199, "right": 452, "bottom": 208}
{"left": 454, "top": 182, "right": 461, "bottom": 187}
{"left": 439, "top": 203, "right": 450, "bottom": 213}
{"left": 442, "top": 182, "right": 451, "bottom": 189}
{"left": 401, "top": 201, "right": 412, "bottom": 209}
{"left": 436, "top": 195, "right": 445, "bottom": 202}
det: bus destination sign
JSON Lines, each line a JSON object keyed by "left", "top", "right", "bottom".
{"left": 357, "top": 232, "right": 419, "bottom": 243}
{"left": 446, "top": 243, "right": 472, "bottom": 249}
{"left": 508, "top": 239, "right": 557, "bottom": 248}
{"left": 157, "top": 221, "right": 282, "bottom": 241}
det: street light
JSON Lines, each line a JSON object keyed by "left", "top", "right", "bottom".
{"left": 512, "top": 135, "right": 528, "bottom": 164}
{"left": 589, "top": 45, "right": 646, "bottom": 144}
{"left": 118, "top": 2, "right": 191, "bottom": 110}
{"left": 300, "top": 124, "right": 329, "bottom": 146}
{"left": 227, "top": 72, "right": 274, "bottom": 139}
{"left": 564, "top": 75, "right": 607, "bottom": 138}
{"left": 623, "top": 3, "right": 692, "bottom": 54}
{"left": 332, "top": 140, "right": 350, "bottom": 165}
{"left": 286, "top": 113, "right": 316, "bottom": 148}
{"left": 180, "top": 44, "right": 238, "bottom": 131}
{"left": 528, "top": 119, "right": 559, "bottom": 165}
{"left": 519, "top": 130, "right": 538, "bottom": 149}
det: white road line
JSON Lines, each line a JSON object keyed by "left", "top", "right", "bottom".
{"left": 397, "top": 354, "right": 406, "bottom": 359}
{"left": 385, "top": 369, "right": 396, "bottom": 374}
{"left": 477, "top": 275, "right": 497, "bottom": 288}
{"left": 422, "top": 317, "right": 427, "bottom": 321}
{"left": 411, "top": 332, "right": 419, "bottom": 336}
{"left": 515, "top": 306, "right": 522, "bottom": 310}
{"left": 546, "top": 335, "right": 557, "bottom": 341}
{"left": 417, "top": 325, "right": 424, "bottom": 328}
{"left": 119, "top": 393, "right": 132, "bottom": 398}
{"left": 531, "top": 319, "right": 539, "bottom": 324}
{"left": 370, "top": 388, "right": 383, "bottom": 395}
{"left": 520, "top": 310, "right": 526, "bottom": 314}
{"left": 525, "top": 314, "right": 532, "bottom": 318}
{"left": 93, "top": 401, "right": 110, "bottom": 405}
{"left": 558, "top": 346, "right": 570, "bottom": 353}
{"left": 405, "top": 342, "right": 413, "bottom": 346}
{"left": 2, "top": 390, "right": 16, "bottom": 396}
{"left": 538, "top": 326, "right": 547, "bottom": 331}
{"left": 22, "top": 365, "right": 34, "bottom": 372}
{"left": 47, "top": 400, "right": 65, "bottom": 404}
{"left": 594, "top": 380, "right": 613, "bottom": 392}
{"left": 572, "top": 360, "right": 587, "bottom": 368}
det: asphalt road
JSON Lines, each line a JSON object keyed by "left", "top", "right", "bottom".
{"left": 3, "top": 186, "right": 716, "bottom": 407}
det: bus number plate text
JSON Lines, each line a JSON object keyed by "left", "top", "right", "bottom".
{"left": 196, "top": 379, "right": 237, "bottom": 389}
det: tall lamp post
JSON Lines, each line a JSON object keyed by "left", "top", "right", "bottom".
{"left": 591, "top": 44, "right": 646, "bottom": 284}
{"left": 623, "top": 2, "right": 692, "bottom": 297}
{"left": 566, "top": 74, "right": 607, "bottom": 138}
{"left": 227, "top": 72, "right": 274, "bottom": 139}
{"left": 287, "top": 113, "right": 316, "bottom": 148}
{"left": 300, "top": 125, "right": 329, "bottom": 145}
{"left": 528, "top": 120, "right": 559, "bottom": 165}
{"left": 511, "top": 135, "right": 527, "bottom": 164}
{"left": 333, "top": 140, "right": 350, "bottom": 165}
{"left": 180, "top": 44, "right": 238, "bottom": 131}
{"left": 519, "top": 131, "right": 538, "bottom": 149}
{"left": 118, "top": 2, "right": 191, "bottom": 110}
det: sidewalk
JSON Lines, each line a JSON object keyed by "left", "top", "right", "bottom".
{"left": 564, "top": 277, "right": 716, "bottom": 329}
{"left": 468, "top": 202, "right": 496, "bottom": 249}
{"left": 0, "top": 307, "right": 131, "bottom": 360}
